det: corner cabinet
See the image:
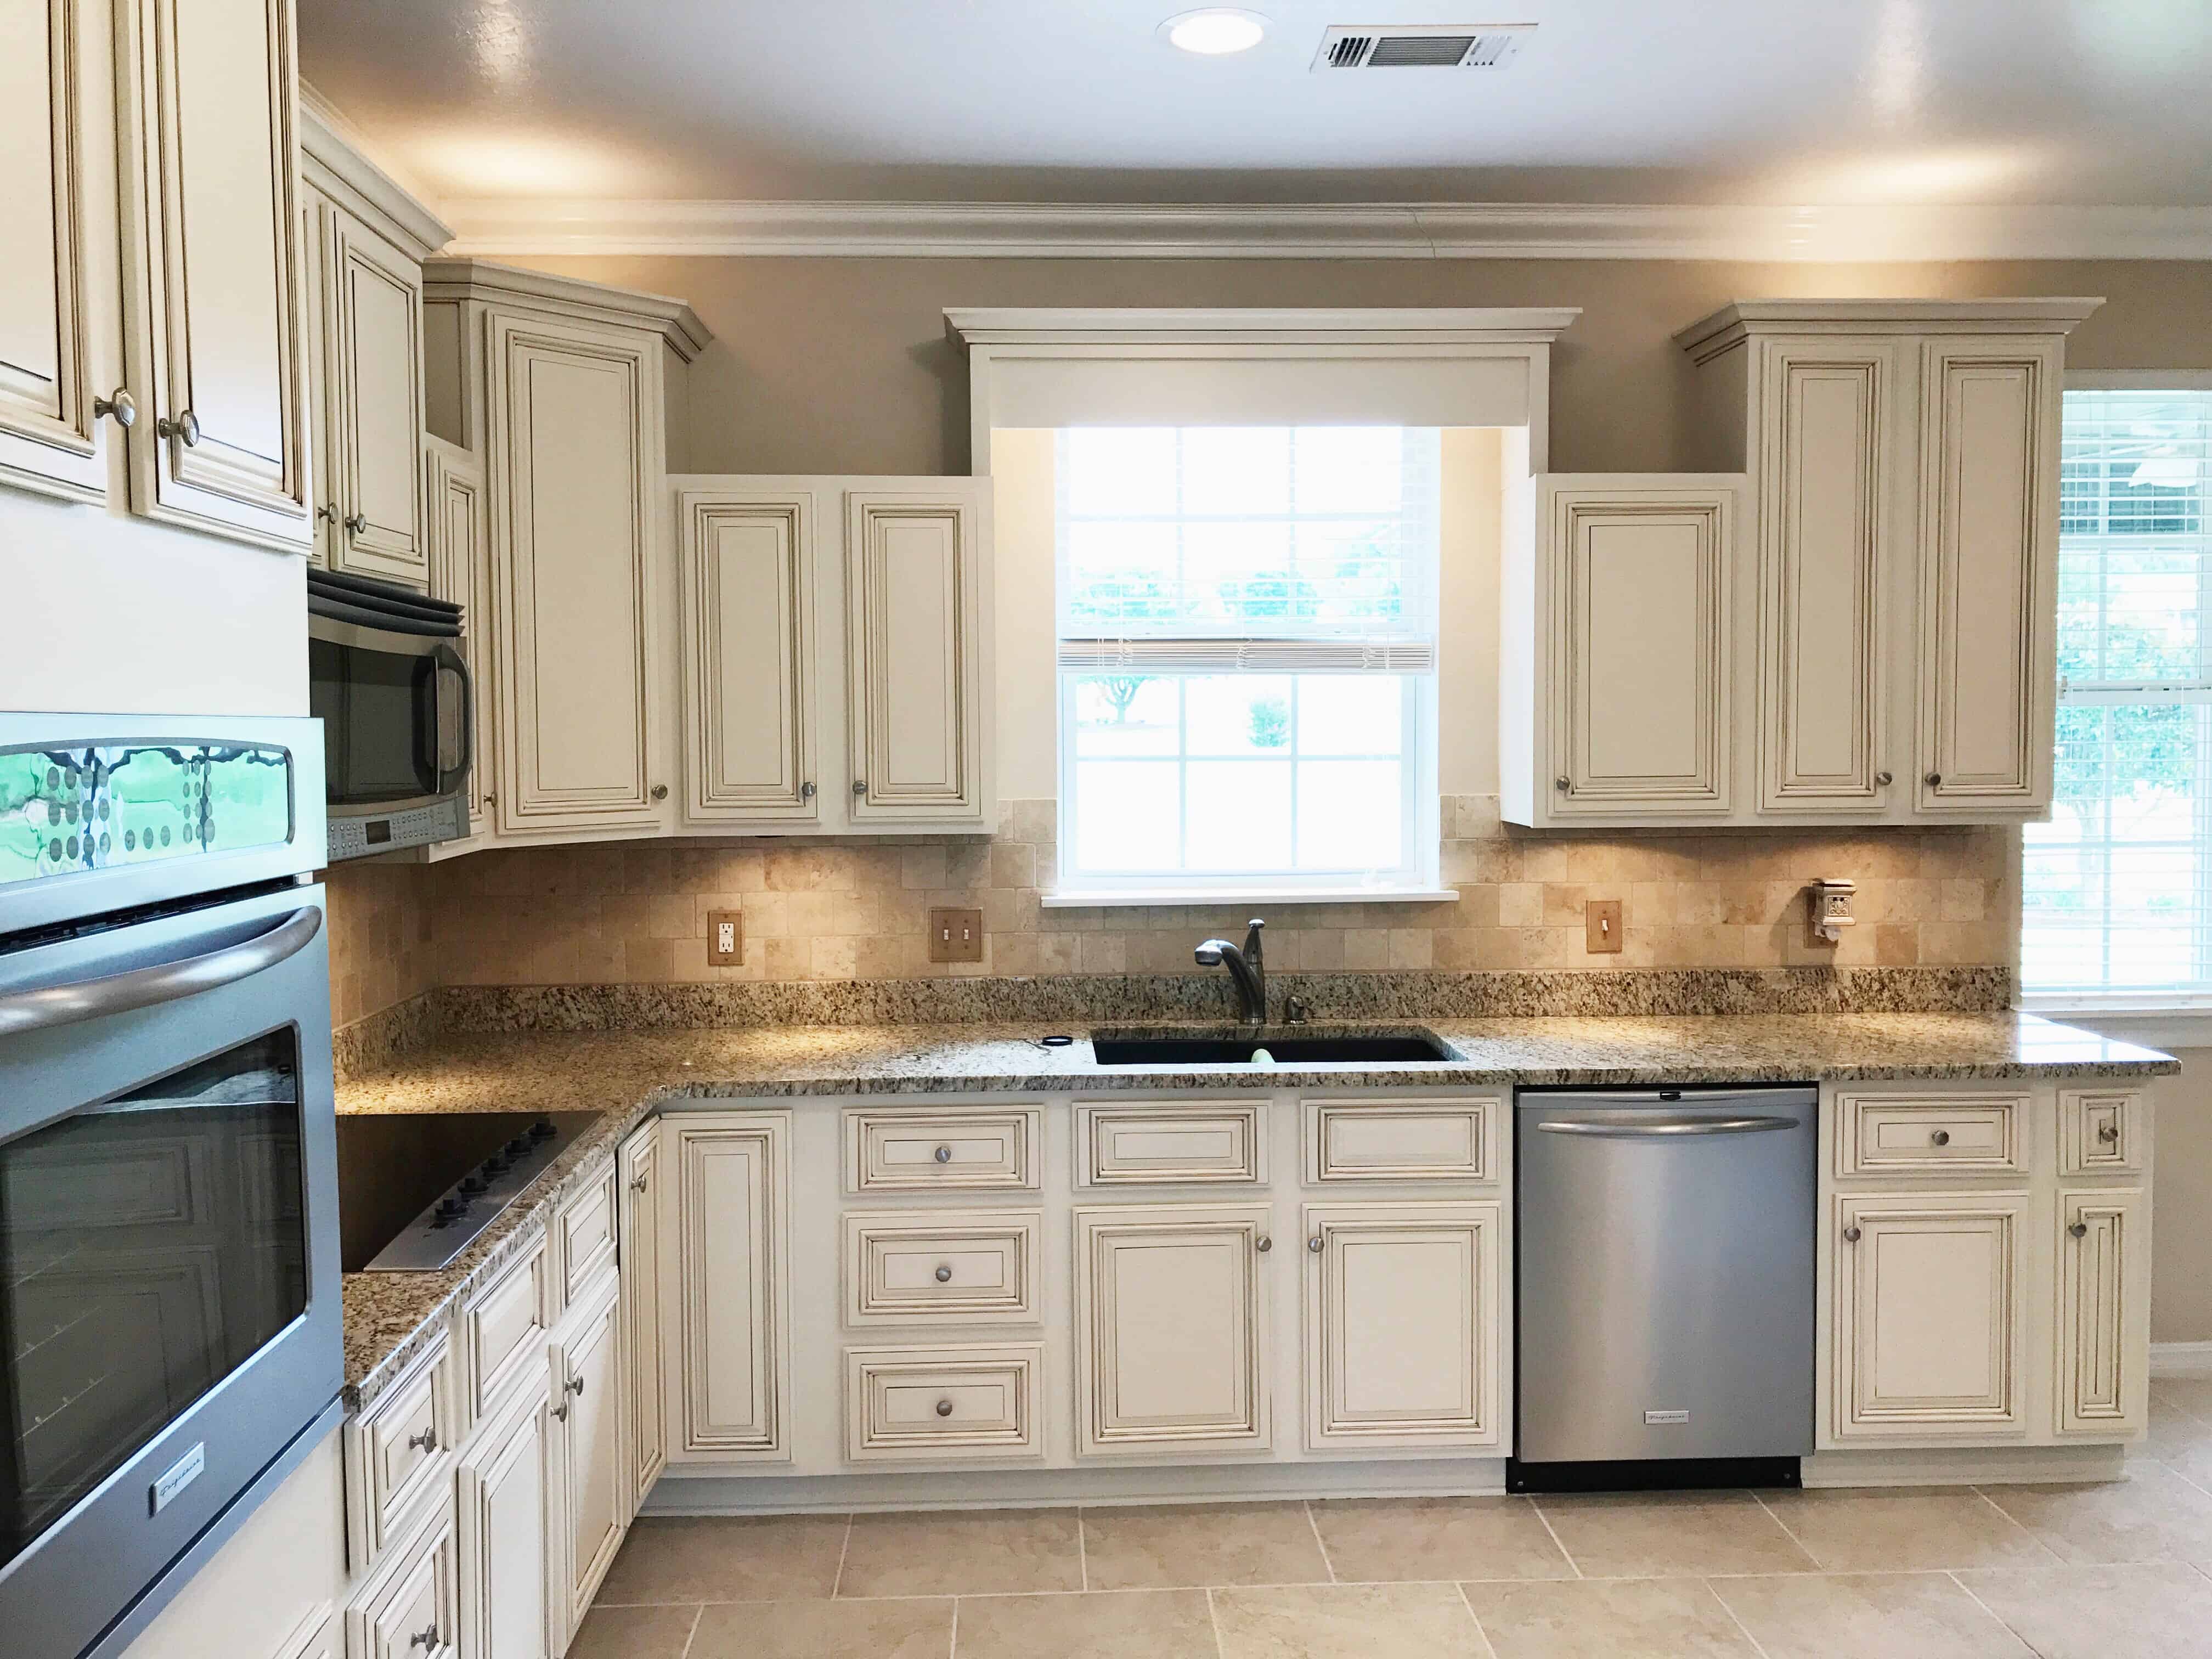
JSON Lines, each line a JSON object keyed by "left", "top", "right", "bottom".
{"left": 1502, "top": 473, "right": 1742, "bottom": 827}
{"left": 675, "top": 476, "right": 994, "bottom": 834}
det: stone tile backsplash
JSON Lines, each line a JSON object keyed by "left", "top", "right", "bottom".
{"left": 326, "top": 795, "right": 2015, "bottom": 1038}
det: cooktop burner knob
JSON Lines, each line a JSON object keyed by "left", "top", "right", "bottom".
{"left": 505, "top": 1136, "right": 532, "bottom": 1156}
{"left": 529, "top": 1120, "right": 557, "bottom": 1140}
{"left": 459, "top": 1176, "right": 489, "bottom": 1195}
{"left": 437, "top": 1197, "right": 469, "bottom": 1219}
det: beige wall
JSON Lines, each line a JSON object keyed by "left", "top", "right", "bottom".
{"left": 2144, "top": 1050, "right": 2212, "bottom": 1346}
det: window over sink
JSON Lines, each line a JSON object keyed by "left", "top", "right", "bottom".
{"left": 1053, "top": 425, "right": 1442, "bottom": 899}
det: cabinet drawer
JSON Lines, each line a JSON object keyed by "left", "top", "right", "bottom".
{"left": 844, "top": 1211, "right": 1040, "bottom": 1325}
{"left": 346, "top": 1492, "right": 458, "bottom": 1659}
{"left": 1305, "top": 1098, "right": 1497, "bottom": 1183}
{"left": 844, "top": 1345, "right": 1043, "bottom": 1460}
{"left": 556, "top": 1159, "right": 619, "bottom": 1308}
{"left": 1076, "top": 1102, "right": 1265, "bottom": 1186}
{"left": 845, "top": 1106, "right": 1041, "bottom": 1192}
{"left": 460, "top": 1234, "right": 549, "bottom": 1420}
{"left": 348, "top": 1332, "right": 456, "bottom": 1564}
{"left": 2059, "top": 1090, "right": 2144, "bottom": 1175}
{"left": 1836, "top": 1092, "right": 2026, "bottom": 1176}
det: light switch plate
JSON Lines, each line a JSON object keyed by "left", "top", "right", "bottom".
{"left": 707, "top": 910, "right": 743, "bottom": 966}
{"left": 928, "top": 906, "right": 985, "bottom": 964}
{"left": 1585, "top": 899, "right": 1623, "bottom": 954}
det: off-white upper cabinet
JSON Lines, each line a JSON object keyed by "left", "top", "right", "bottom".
{"left": 1501, "top": 475, "right": 1743, "bottom": 826}
{"left": 299, "top": 103, "right": 449, "bottom": 585}
{"left": 424, "top": 437, "right": 492, "bottom": 844}
{"left": 674, "top": 477, "right": 994, "bottom": 834}
{"left": 422, "top": 261, "right": 712, "bottom": 843}
{"left": 1667, "top": 299, "right": 2098, "bottom": 827}
{"left": 1, "top": 0, "right": 312, "bottom": 552}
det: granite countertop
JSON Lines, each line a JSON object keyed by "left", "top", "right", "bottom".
{"left": 336, "top": 1011, "right": 2176, "bottom": 1412}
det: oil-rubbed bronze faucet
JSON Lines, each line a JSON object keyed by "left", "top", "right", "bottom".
{"left": 1194, "top": 918, "right": 1266, "bottom": 1024}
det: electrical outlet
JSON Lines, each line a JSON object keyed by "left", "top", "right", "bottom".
{"left": 928, "top": 906, "right": 985, "bottom": 964}
{"left": 1585, "top": 899, "right": 1623, "bottom": 954}
{"left": 707, "top": 910, "right": 743, "bottom": 966}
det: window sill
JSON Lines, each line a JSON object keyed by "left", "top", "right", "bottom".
{"left": 1042, "top": 887, "right": 1460, "bottom": 910}
{"left": 2019, "top": 996, "right": 2212, "bottom": 1052}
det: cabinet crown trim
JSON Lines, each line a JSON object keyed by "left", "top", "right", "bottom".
{"left": 300, "top": 89, "right": 453, "bottom": 262}
{"left": 1675, "top": 297, "right": 2104, "bottom": 360}
{"left": 425, "top": 258, "right": 713, "bottom": 359}
{"left": 945, "top": 307, "right": 1582, "bottom": 346}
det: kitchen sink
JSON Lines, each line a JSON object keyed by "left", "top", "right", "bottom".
{"left": 1090, "top": 1030, "right": 1457, "bottom": 1065}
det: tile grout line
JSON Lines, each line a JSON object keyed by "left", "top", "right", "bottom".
{"left": 1944, "top": 1567, "right": 2049, "bottom": 1656}
{"left": 830, "top": 1511, "right": 854, "bottom": 1599}
{"left": 1967, "top": 1486, "right": 2067, "bottom": 1565}
{"left": 673, "top": 1604, "right": 704, "bottom": 1659}
{"left": 1454, "top": 1581, "right": 1503, "bottom": 1659}
{"left": 1744, "top": 1489, "right": 1823, "bottom": 1572}
{"left": 1204, "top": 1585, "right": 1228, "bottom": 1659}
{"left": 1525, "top": 1499, "right": 1584, "bottom": 1578}
{"left": 1076, "top": 1505, "right": 1090, "bottom": 1593}
{"left": 1699, "top": 1576, "right": 1780, "bottom": 1659}
{"left": 1300, "top": 1500, "right": 1340, "bottom": 1583}
{"left": 947, "top": 1595, "right": 960, "bottom": 1659}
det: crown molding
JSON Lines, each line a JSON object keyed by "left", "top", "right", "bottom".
{"left": 944, "top": 306, "right": 1581, "bottom": 346}
{"left": 298, "top": 83, "right": 453, "bottom": 259}
{"left": 1675, "top": 296, "right": 2108, "bottom": 360}
{"left": 422, "top": 257, "right": 714, "bottom": 360}
{"left": 438, "top": 198, "right": 2212, "bottom": 262}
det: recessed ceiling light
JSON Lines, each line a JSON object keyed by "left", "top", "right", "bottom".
{"left": 1162, "top": 8, "right": 1269, "bottom": 54}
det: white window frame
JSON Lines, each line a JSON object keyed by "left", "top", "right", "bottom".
{"left": 2022, "top": 370, "right": 2212, "bottom": 1038}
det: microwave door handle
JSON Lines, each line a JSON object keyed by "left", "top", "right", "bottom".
{"left": 428, "top": 642, "right": 472, "bottom": 798}
{"left": 0, "top": 906, "right": 323, "bottom": 1037}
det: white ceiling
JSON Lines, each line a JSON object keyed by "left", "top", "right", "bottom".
{"left": 297, "top": 0, "right": 2212, "bottom": 209}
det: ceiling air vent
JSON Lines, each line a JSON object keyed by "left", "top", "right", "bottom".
{"left": 1312, "top": 23, "right": 1533, "bottom": 71}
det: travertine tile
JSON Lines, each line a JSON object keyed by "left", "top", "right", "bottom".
{"left": 1461, "top": 1577, "right": 1757, "bottom": 1657}
{"left": 1078, "top": 1503, "right": 1329, "bottom": 1590}
{"left": 1759, "top": 1488, "right": 2056, "bottom": 1571}
{"left": 1707, "top": 1571, "right": 2032, "bottom": 1657}
{"left": 689, "top": 1597, "right": 952, "bottom": 1658}
{"left": 1211, "top": 1583, "right": 1487, "bottom": 1658}
{"left": 1956, "top": 1562, "right": 2212, "bottom": 1657}
{"left": 837, "top": 1509, "right": 1084, "bottom": 1598}
{"left": 1307, "top": 1497, "right": 1573, "bottom": 1583}
{"left": 1533, "top": 1491, "right": 1819, "bottom": 1578}
{"left": 593, "top": 1515, "right": 850, "bottom": 1604}
{"left": 566, "top": 1604, "right": 701, "bottom": 1659}
{"left": 1977, "top": 1465, "right": 2212, "bottom": 1563}
{"left": 951, "top": 1589, "right": 1216, "bottom": 1659}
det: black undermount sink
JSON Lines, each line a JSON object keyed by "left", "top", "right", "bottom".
{"left": 1090, "top": 1030, "right": 1457, "bottom": 1065}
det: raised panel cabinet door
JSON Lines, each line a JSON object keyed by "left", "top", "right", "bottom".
{"left": 662, "top": 1114, "right": 791, "bottom": 1460}
{"left": 678, "top": 489, "right": 820, "bottom": 823}
{"left": 117, "top": 0, "right": 312, "bottom": 550}
{"left": 845, "top": 486, "right": 988, "bottom": 822}
{"left": 487, "top": 309, "right": 666, "bottom": 837}
{"left": 1304, "top": 1201, "right": 1500, "bottom": 1451}
{"left": 1073, "top": 1204, "right": 1272, "bottom": 1455}
{"left": 455, "top": 1380, "right": 551, "bottom": 1659}
{"left": 326, "top": 208, "right": 426, "bottom": 584}
{"left": 552, "top": 1284, "right": 624, "bottom": 1630}
{"left": 1914, "top": 339, "right": 2062, "bottom": 814}
{"left": 2057, "top": 1188, "right": 2147, "bottom": 1436}
{"left": 1546, "top": 481, "right": 1735, "bottom": 816}
{"left": 1757, "top": 342, "right": 1898, "bottom": 811}
{"left": 426, "top": 439, "right": 492, "bottom": 836}
{"left": 1832, "top": 1192, "right": 2027, "bottom": 1440}
{"left": 0, "top": 0, "right": 109, "bottom": 503}
{"left": 617, "top": 1122, "right": 665, "bottom": 1506}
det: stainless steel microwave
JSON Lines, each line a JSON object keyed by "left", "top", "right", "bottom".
{"left": 307, "top": 569, "right": 472, "bottom": 861}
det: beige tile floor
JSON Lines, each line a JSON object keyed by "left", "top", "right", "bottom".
{"left": 574, "top": 1385, "right": 2212, "bottom": 1658}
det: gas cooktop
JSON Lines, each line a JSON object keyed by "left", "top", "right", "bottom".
{"left": 337, "top": 1110, "right": 601, "bottom": 1272}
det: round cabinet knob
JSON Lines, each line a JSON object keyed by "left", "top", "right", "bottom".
{"left": 1925, "top": 771, "right": 1943, "bottom": 787}
{"left": 630, "top": 1172, "right": 649, "bottom": 1193}
{"left": 933, "top": 1144, "right": 953, "bottom": 1164}
{"left": 157, "top": 409, "right": 201, "bottom": 446}
{"left": 317, "top": 503, "right": 337, "bottom": 523}
{"left": 1307, "top": 1236, "right": 1324, "bottom": 1253}
{"left": 567, "top": 1375, "right": 585, "bottom": 1397}
{"left": 1875, "top": 770, "right": 1894, "bottom": 786}
{"left": 934, "top": 1263, "right": 953, "bottom": 1283}
{"left": 935, "top": 1398, "right": 954, "bottom": 1418}
{"left": 93, "top": 388, "right": 136, "bottom": 428}
{"left": 1931, "top": 1128, "right": 1951, "bottom": 1147}
{"left": 650, "top": 783, "right": 669, "bottom": 801}
{"left": 1554, "top": 776, "right": 1570, "bottom": 792}
{"left": 407, "top": 1427, "right": 438, "bottom": 1453}
{"left": 853, "top": 780, "right": 868, "bottom": 796}
{"left": 343, "top": 511, "right": 368, "bottom": 535}
{"left": 1843, "top": 1224, "right": 1863, "bottom": 1243}
{"left": 552, "top": 1402, "right": 570, "bottom": 1421}
{"left": 800, "top": 781, "right": 817, "bottom": 799}
{"left": 1255, "top": 1235, "right": 1273, "bottom": 1254}
{"left": 2098, "top": 1122, "right": 2121, "bottom": 1144}
{"left": 2070, "top": 1220, "right": 2090, "bottom": 1239}
{"left": 409, "top": 1627, "right": 439, "bottom": 1651}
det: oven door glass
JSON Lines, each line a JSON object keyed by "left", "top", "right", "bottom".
{"left": 310, "top": 633, "right": 439, "bottom": 807}
{"left": 0, "top": 1029, "right": 307, "bottom": 1571}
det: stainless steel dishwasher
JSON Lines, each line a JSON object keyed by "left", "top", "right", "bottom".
{"left": 1512, "top": 1085, "right": 1816, "bottom": 1491}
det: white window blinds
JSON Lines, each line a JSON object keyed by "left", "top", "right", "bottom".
{"left": 2022, "top": 387, "right": 2212, "bottom": 996}
{"left": 1054, "top": 426, "right": 1441, "bottom": 673}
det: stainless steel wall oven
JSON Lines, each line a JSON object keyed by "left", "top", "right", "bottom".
{"left": 0, "top": 715, "right": 340, "bottom": 1659}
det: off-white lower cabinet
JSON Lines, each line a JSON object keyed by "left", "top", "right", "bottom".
{"left": 549, "top": 1278, "right": 625, "bottom": 1637}
{"left": 455, "top": 1378, "right": 551, "bottom": 1659}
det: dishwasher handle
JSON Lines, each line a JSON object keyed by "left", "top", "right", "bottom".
{"left": 1533, "top": 1115, "right": 1800, "bottom": 1138}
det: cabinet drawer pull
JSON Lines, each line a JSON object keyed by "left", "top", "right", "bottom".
{"left": 1307, "top": 1235, "right": 1324, "bottom": 1253}
{"left": 409, "top": 1627, "right": 439, "bottom": 1651}
{"left": 94, "top": 388, "right": 136, "bottom": 428}
{"left": 343, "top": 511, "right": 368, "bottom": 536}
{"left": 567, "top": 1375, "right": 585, "bottom": 1397}
{"left": 552, "top": 1401, "right": 569, "bottom": 1422}
{"left": 935, "top": 1398, "right": 954, "bottom": 1418}
{"left": 934, "top": 1263, "right": 953, "bottom": 1283}
{"left": 1843, "top": 1224, "right": 1863, "bottom": 1244}
{"left": 1930, "top": 1128, "right": 1951, "bottom": 1147}
{"left": 1255, "top": 1234, "right": 1273, "bottom": 1254}
{"left": 630, "top": 1172, "right": 649, "bottom": 1193}
{"left": 405, "top": 1427, "right": 438, "bottom": 1453}
{"left": 2069, "top": 1220, "right": 2090, "bottom": 1239}
{"left": 2098, "top": 1121, "right": 2121, "bottom": 1143}
{"left": 157, "top": 409, "right": 200, "bottom": 446}
{"left": 933, "top": 1144, "right": 953, "bottom": 1164}
{"left": 1875, "top": 769, "right": 1893, "bottom": 786}
{"left": 1925, "top": 771, "right": 1942, "bottom": 786}
{"left": 650, "top": 783, "right": 669, "bottom": 801}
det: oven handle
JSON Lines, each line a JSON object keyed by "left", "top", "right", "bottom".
{"left": 0, "top": 905, "right": 323, "bottom": 1037}
{"left": 1532, "top": 1115, "right": 1799, "bottom": 1138}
